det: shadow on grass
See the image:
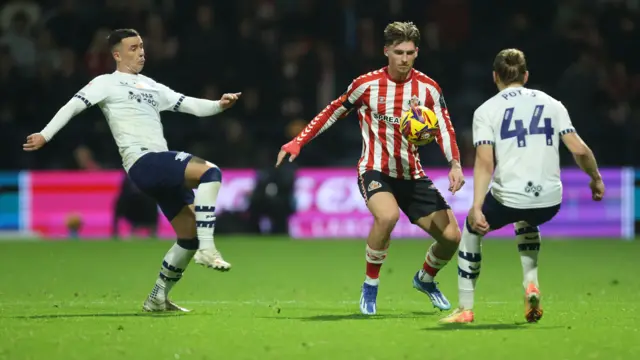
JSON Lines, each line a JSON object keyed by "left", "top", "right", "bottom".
{"left": 8, "top": 312, "right": 203, "bottom": 319}
{"left": 423, "top": 322, "right": 565, "bottom": 331}
{"left": 261, "top": 311, "right": 437, "bottom": 322}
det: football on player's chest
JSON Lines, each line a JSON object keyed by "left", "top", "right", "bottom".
{"left": 369, "top": 94, "right": 422, "bottom": 126}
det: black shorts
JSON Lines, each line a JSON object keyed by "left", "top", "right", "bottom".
{"left": 127, "top": 151, "right": 195, "bottom": 221}
{"left": 357, "top": 170, "right": 450, "bottom": 224}
{"left": 469, "top": 192, "right": 561, "bottom": 234}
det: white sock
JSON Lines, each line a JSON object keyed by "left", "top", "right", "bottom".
{"left": 418, "top": 243, "right": 450, "bottom": 282}
{"left": 194, "top": 167, "right": 222, "bottom": 250}
{"left": 458, "top": 222, "right": 482, "bottom": 310}
{"left": 514, "top": 221, "right": 541, "bottom": 289}
{"left": 364, "top": 245, "right": 388, "bottom": 286}
{"left": 149, "top": 240, "right": 197, "bottom": 302}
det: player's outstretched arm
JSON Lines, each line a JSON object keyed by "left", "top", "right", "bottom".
{"left": 276, "top": 77, "right": 368, "bottom": 167}
{"left": 561, "top": 132, "right": 604, "bottom": 201}
{"left": 177, "top": 93, "right": 242, "bottom": 117}
{"left": 23, "top": 97, "right": 88, "bottom": 151}
{"left": 24, "top": 76, "right": 109, "bottom": 151}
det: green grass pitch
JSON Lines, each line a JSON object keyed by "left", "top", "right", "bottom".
{"left": 0, "top": 237, "right": 638, "bottom": 360}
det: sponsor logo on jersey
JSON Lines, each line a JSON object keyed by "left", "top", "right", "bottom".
{"left": 372, "top": 112, "right": 400, "bottom": 124}
{"left": 128, "top": 91, "right": 158, "bottom": 108}
{"left": 524, "top": 181, "right": 543, "bottom": 197}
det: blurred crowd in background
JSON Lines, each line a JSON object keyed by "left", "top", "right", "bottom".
{"left": 1, "top": 0, "right": 638, "bottom": 172}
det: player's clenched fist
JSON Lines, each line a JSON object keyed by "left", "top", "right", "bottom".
{"left": 276, "top": 140, "right": 301, "bottom": 167}
{"left": 589, "top": 178, "right": 605, "bottom": 201}
{"left": 219, "top": 92, "right": 242, "bottom": 109}
{"left": 23, "top": 133, "right": 47, "bottom": 151}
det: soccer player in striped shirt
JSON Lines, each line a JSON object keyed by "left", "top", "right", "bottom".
{"left": 23, "top": 29, "right": 241, "bottom": 312}
{"left": 276, "top": 21, "right": 465, "bottom": 315}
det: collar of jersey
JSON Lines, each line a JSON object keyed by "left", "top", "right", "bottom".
{"left": 383, "top": 66, "right": 414, "bottom": 84}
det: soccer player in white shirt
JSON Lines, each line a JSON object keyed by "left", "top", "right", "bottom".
{"left": 440, "top": 48, "right": 606, "bottom": 324}
{"left": 23, "top": 29, "right": 241, "bottom": 312}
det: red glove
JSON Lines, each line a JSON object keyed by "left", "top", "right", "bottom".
{"left": 276, "top": 140, "right": 302, "bottom": 167}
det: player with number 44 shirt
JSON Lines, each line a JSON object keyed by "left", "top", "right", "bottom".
{"left": 441, "top": 48, "right": 605, "bottom": 324}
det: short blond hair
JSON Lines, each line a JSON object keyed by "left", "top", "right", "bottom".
{"left": 383, "top": 21, "right": 420, "bottom": 46}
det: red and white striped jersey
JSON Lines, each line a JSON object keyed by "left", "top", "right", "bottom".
{"left": 294, "top": 67, "right": 460, "bottom": 179}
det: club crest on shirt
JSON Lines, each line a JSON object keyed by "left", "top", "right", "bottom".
{"left": 407, "top": 95, "right": 421, "bottom": 107}
{"left": 368, "top": 180, "right": 382, "bottom": 192}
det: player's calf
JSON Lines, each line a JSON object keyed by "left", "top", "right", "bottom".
{"left": 357, "top": 191, "right": 399, "bottom": 315}
{"left": 515, "top": 221, "right": 541, "bottom": 290}
{"left": 360, "top": 244, "right": 388, "bottom": 315}
{"left": 143, "top": 238, "right": 197, "bottom": 311}
{"left": 364, "top": 207, "right": 396, "bottom": 284}
{"left": 185, "top": 160, "right": 232, "bottom": 271}
{"left": 193, "top": 165, "right": 222, "bottom": 250}
{"left": 413, "top": 210, "right": 461, "bottom": 311}
{"left": 515, "top": 222, "right": 543, "bottom": 322}
{"left": 456, "top": 222, "right": 482, "bottom": 310}
{"left": 415, "top": 209, "right": 461, "bottom": 282}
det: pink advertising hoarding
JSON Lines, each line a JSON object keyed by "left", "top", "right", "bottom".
{"left": 28, "top": 170, "right": 256, "bottom": 239}
{"left": 27, "top": 168, "right": 626, "bottom": 239}
{"left": 289, "top": 169, "right": 626, "bottom": 238}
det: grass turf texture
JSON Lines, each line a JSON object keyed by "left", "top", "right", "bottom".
{"left": 0, "top": 237, "right": 638, "bottom": 360}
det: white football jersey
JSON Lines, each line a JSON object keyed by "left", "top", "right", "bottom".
{"left": 472, "top": 86, "right": 576, "bottom": 209}
{"left": 74, "top": 71, "right": 185, "bottom": 171}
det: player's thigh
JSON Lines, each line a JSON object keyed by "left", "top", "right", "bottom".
{"left": 129, "top": 151, "right": 193, "bottom": 191}
{"left": 155, "top": 188, "right": 197, "bottom": 238}
{"left": 478, "top": 192, "right": 517, "bottom": 233}
{"left": 171, "top": 204, "right": 198, "bottom": 239}
{"left": 358, "top": 171, "right": 401, "bottom": 227}
{"left": 184, "top": 155, "right": 219, "bottom": 189}
{"left": 170, "top": 204, "right": 197, "bottom": 239}
{"left": 521, "top": 204, "right": 562, "bottom": 228}
{"left": 414, "top": 209, "right": 461, "bottom": 245}
{"left": 403, "top": 179, "right": 461, "bottom": 244}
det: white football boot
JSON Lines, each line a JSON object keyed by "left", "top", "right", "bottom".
{"left": 193, "top": 249, "right": 231, "bottom": 271}
{"left": 143, "top": 297, "right": 190, "bottom": 312}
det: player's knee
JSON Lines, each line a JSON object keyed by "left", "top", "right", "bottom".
{"left": 177, "top": 237, "right": 198, "bottom": 250}
{"left": 442, "top": 225, "right": 462, "bottom": 247}
{"left": 373, "top": 210, "right": 400, "bottom": 231}
{"left": 200, "top": 166, "right": 222, "bottom": 183}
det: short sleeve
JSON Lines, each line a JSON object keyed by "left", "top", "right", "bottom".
{"left": 556, "top": 101, "right": 576, "bottom": 136}
{"left": 155, "top": 82, "right": 186, "bottom": 112}
{"left": 472, "top": 107, "right": 495, "bottom": 147}
{"left": 74, "top": 75, "right": 110, "bottom": 107}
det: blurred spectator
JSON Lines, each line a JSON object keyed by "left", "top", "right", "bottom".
{"left": 0, "top": 11, "right": 36, "bottom": 73}
{"left": 0, "top": 0, "right": 40, "bottom": 32}
{"left": 0, "top": 0, "right": 637, "bottom": 171}
{"left": 85, "top": 28, "right": 112, "bottom": 77}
